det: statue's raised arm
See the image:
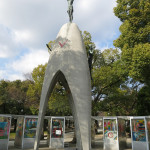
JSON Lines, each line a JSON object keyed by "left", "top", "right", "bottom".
{"left": 67, "top": 0, "right": 74, "bottom": 22}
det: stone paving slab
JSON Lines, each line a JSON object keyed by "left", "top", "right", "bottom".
{"left": 9, "top": 141, "right": 132, "bottom": 150}
{"left": 8, "top": 133, "right": 132, "bottom": 150}
{"left": 9, "top": 148, "right": 132, "bottom": 150}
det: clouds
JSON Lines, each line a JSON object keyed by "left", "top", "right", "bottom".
{"left": 0, "top": 49, "right": 49, "bottom": 81}
{"left": 0, "top": 0, "right": 121, "bottom": 81}
{"left": 0, "top": 24, "right": 22, "bottom": 58}
{"left": 10, "top": 49, "right": 49, "bottom": 74}
{"left": 0, "top": 0, "right": 67, "bottom": 49}
{"left": 74, "top": 0, "right": 121, "bottom": 47}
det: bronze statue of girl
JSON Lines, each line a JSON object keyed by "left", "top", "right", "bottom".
{"left": 67, "top": 0, "right": 74, "bottom": 22}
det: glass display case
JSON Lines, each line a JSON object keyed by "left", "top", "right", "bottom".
{"left": 0, "top": 115, "right": 11, "bottom": 150}
{"left": 103, "top": 117, "right": 127, "bottom": 150}
{"left": 103, "top": 117, "right": 119, "bottom": 150}
{"left": 50, "top": 117, "right": 65, "bottom": 148}
{"left": 146, "top": 117, "right": 150, "bottom": 149}
{"left": 130, "top": 117, "right": 149, "bottom": 150}
{"left": 14, "top": 116, "right": 38, "bottom": 149}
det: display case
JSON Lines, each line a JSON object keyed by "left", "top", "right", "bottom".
{"left": 146, "top": 117, "right": 150, "bottom": 149}
{"left": 23, "top": 116, "right": 38, "bottom": 149}
{"left": 50, "top": 117, "right": 65, "bottom": 148}
{"left": 130, "top": 117, "right": 149, "bottom": 150}
{"left": 14, "top": 116, "right": 38, "bottom": 149}
{"left": 0, "top": 115, "right": 11, "bottom": 150}
{"left": 103, "top": 117, "right": 127, "bottom": 150}
{"left": 103, "top": 117, "right": 119, "bottom": 150}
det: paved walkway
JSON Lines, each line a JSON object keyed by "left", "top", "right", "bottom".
{"left": 8, "top": 132, "right": 132, "bottom": 150}
{"left": 8, "top": 140, "right": 132, "bottom": 150}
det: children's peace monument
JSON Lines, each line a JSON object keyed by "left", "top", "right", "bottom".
{"left": 34, "top": 1, "right": 92, "bottom": 150}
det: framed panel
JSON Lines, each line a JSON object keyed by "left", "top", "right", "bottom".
{"left": 0, "top": 115, "right": 11, "bottom": 150}
{"left": 103, "top": 117, "right": 119, "bottom": 150}
{"left": 50, "top": 117, "right": 65, "bottom": 148}
{"left": 22, "top": 116, "right": 38, "bottom": 149}
{"left": 0, "top": 117, "right": 11, "bottom": 139}
{"left": 51, "top": 118, "right": 64, "bottom": 138}
{"left": 130, "top": 117, "right": 149, "bottom": 150}
{"left": 132, "top": 119, "right": 146, "bottom": 142}
{"left": 24, "top": 118, "right": 38, "bottom": 138}
{"left": 104, "top": 119, "right": 118, "bottom": 140}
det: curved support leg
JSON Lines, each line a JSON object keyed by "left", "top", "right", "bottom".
{"left": 34, "top": 23, "right": 91, "bottom": 150}
{"left": 34, "top": 70, "right": 59, "bottom": 150}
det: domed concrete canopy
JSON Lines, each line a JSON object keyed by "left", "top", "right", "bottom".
{"left": 34, "top": 23, "right": 91, "bottom": 150}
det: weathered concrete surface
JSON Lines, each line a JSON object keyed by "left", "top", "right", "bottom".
{"left": 34, "top": 23, "right": 91, "bottom": 150}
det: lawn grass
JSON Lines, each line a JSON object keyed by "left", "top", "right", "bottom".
{"left": 9, "top": 132, "right": 16, "bottom": 140}
{"left": 9, "top": 131, "right": 48, "bottom": 140}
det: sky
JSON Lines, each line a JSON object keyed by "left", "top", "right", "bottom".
{"left": 0, "top": 0, "right": 122, "bottom": 81}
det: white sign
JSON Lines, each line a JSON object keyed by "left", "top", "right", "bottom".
{"left": 56, "top": 130, "right": 61, "bottom": 135}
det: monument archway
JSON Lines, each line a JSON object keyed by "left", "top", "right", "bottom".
{"left": 34, "top": 23, "right": 91, "bottom": 150}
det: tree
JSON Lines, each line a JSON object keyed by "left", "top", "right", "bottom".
{"left": 137, "top": 85, "right": 150, "bottom": 115}
{"left": 30, "top": 31, "right": 143, "bottom": 116}
{"left": 48, "top": 82, "right": 71, "bottom": 116}
{"left": 101, "top": 78, "right": 142, "bottom": 116}
{"left": 46, "top": 31, "right": 129, "bottom": 116}
{"left": 114, "top": 0, "right": 150, "bottom": 84}
{"left": 91, "top": 48, "right": 128, "bottom": 115}
{"left": 130, "top": 44, "right": 150, "bottom": 85}
{"left": 27, "top": 64, "right": 47, "bottom": 114}
{"left": 0, "top": 79, "right": 32, "bottom": 115}
{"left": 27, "top": 31, "right": 97, "bottom": 115}
{"left": 26, "top": 63, "right": 71, "bottom": 115}
{"left": 0, "top": 80, "right": 9, "bottom": 113}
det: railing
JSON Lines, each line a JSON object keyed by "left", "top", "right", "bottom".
{"left": 0, "top": 115, "right": 149, "bottom": 150}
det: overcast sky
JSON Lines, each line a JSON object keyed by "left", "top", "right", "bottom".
{"left": 0, "top": 0, "right": 121, "bottom": 81}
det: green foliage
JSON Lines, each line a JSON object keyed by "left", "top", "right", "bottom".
{"left": 81, "top": 31, "right": 96, "bottom": 54}
{"left": 114, "top": 0, "right": 150, "bottom": 84}
{"left": 26, "top": 63, "right": 71, "bottom": 116}
{"left": 101, "top": 79, "right": 140, "bottom": 116}
{"left": 32, "top": 64, "right": 47, "bottom": 94}
{"left": 0, "top": 80, "right": 9, "bottom": 113}
{"left": 112, "top": 0, "right": 150, "bottom": 116}
{"left": 27, "top": 64, "right": 47, "bottom": 114}
{"left": 137, "top": 85, "right": 150, "bottom": 115}
{"left": 47, "top": 40, "right": 55, "bottom": 49}
{"left": 130, "top": 43, "right": 150, "bottom": 84}
{"left": 92, "top": 48, "right": 127, "bottom": 101}
{"left": 48, "top": 83, "right": 71, "bottom": 116}
{"left": 0, "top": 24, "right": 149, "bottom": 116}
{"left": 0, "top": 80, "right": 32, "bottom": 114}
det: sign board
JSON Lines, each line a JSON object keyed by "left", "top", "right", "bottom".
{"left": 50, "top": 117, "right": 65, "bottom": 148}
{"left": 103, "top": 117, "right": 119, "bottom": 150}
{"left": 146, "top": 118, "right": 150, "bottom": 149}
{"left": 24, "top": 118, "right": 37, "bottom": 138}
{"left": 130, "top": 117, "right": 149, "bottom": 150}
{"left": 104, "top": 119, "right": 118, "bottom": 140}
{"left": 132, "top": 119, "right": 146, "bottom": 142}
{"left": 0, "top": 115, "right": 11, "bottom": 150}
{"left": 22, "top": 117, "right": 38, "bottom": 149}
